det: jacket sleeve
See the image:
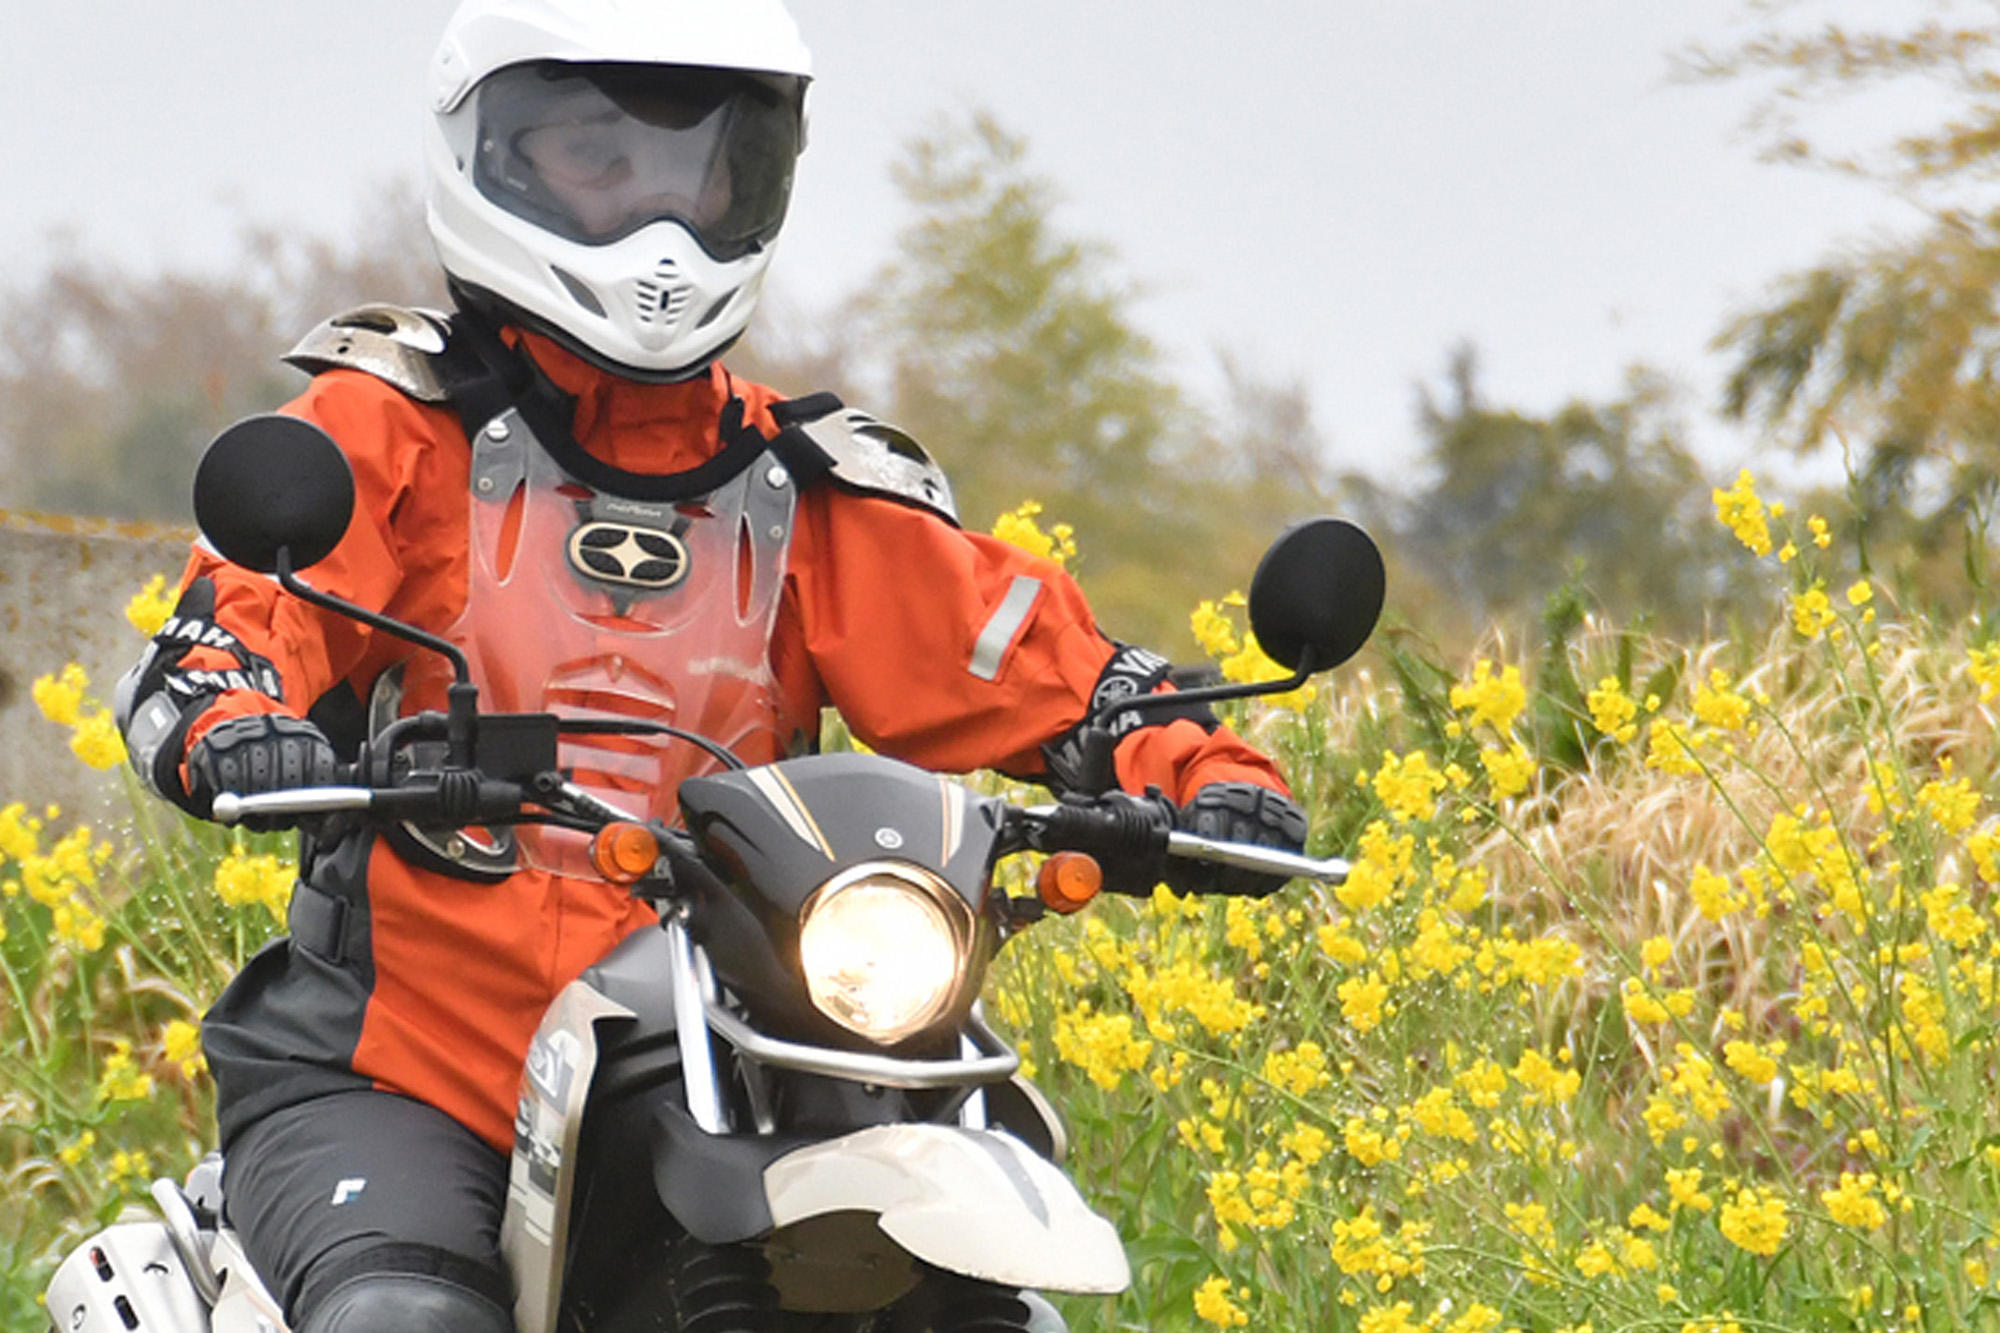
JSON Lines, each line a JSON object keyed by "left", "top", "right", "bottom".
{"left": 121, "top": 372, "right": 457, "bottom": 801}
{"left": 784, "top": 485, "right": 1289, "bottom": 805}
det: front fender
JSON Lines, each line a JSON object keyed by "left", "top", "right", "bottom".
{"left": 762, "top": 1124, "right": 1130, "bottom": 1295}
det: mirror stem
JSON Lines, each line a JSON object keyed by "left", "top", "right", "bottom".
{"left": 274, "top": 547, "right": 482, "bottom": 767}
{"left": 1071, "top": 649, "right": 1321, "bottom": 795}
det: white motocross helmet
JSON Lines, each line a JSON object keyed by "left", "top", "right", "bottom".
{"left": 426, "top": 0, "right": 812, "bottom": 380}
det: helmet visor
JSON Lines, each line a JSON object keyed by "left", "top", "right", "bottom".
{"left": 474, "top": 62, "right": 804, "bottom": 261}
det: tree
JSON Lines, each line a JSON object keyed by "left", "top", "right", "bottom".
{"left": 0, "top": 181, "right": 442, "bottom": 522}
{"left": 1686, "top": 7, "right": 2000, "bottom": 554}
{"left": 1398, "top": 345, "right": 1727, "bottom": 639}
{"left": 852, "top": 112, "right": 1353, "bottom": 650}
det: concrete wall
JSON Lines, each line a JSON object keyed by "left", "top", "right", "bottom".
{"left": 0, "top": 511, "right": 192, "bottom": 829}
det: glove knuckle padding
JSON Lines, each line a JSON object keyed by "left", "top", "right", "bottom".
{"left": 1175, "top": 782, "right": 1308, "bottom": 897}
{"left": 187, "top": 715, "right": 337, "bottom": 823}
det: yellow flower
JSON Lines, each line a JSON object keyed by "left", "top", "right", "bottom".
{"left": 96, "top": 1040, "right": 155, "bottom": 1104}
{"left": 1845, "top": 579, "right": 1873, "bottom": 607}
{"left": 213, "top": 850, "right": 297, "bottom": 922}
{"left": 1357, "top": 1302, "right": 1420, "bottom": 1333}
{"left": 1586, "top": 677, "right": 1640, "bottom": 743}
{"left": 1576, "top": 1240, "right": 1618, "bottom": 1279}
{"left": 32, "top": 664, "right": 89, "bottom": 727}
{"left": 1218, "top": 631, "right": 1316, "bottom": 707}
{"left": 1622, "top": 978, "right": 1672, "bottom": 1026}
{"left": 1190, "top": 598, "right": 1241, "bottom": 660}
{"left": 1193, "top": 1275, "right": 1248, "bottom": 1327}
{"left": 1970, "top": 646, "right": 2000, "bottom": 702}
{"left": 1712, "top": 471, "right": 1773, "bottom": 556}
{"left": 989, "top": 500, "right": 1076, "bottom": 567}
{"left": 1718, "top": 1186, "right": 1788, "bottom": 1256}
{"left": 1456, "top": 1059, "right": 1508, "bottom": 1108}
{"left": 1665, "top": 1166, "right": 1714, "bottom": 1213}
{"left": 1337, "top": 973, "right": 1392, "bottom": 1033}
{"left": 58, "top": 1130, "right": 97, "bottom": 1167}
{"left": 1403, "top": 1086, "right": 1478, "bottom": 1144}
{"left": 1922, "top": 883, "right": 1987, "bottom": 947}
{"left": 1262, "top": 1042, "right": 1329, "bottom": 1097}
{"left": 1629, "top": 1202, "right": 1673, "bottom": 1232}
{"left": 125, "top": 573, "right": 177, "bottom": 636}
{"left": 1790, "top": 585, "right": 1835, "bottom": 639}
{"left": 1342, "top": 1116, "right": 1403, "bottom": 1167}
{"left": 1917, "top": 774, "right": 1979, "bottom": 834}
{"left": 107, "top": 1149, "right": 152, "bottom": 1186}
{"left": 69, "top": 710, "right": 128, "bottom": 770}
{"left": 1644, "top": 719, "right": 1700, "bottom": 776}
{"left": 1689, "top": 866, "right": 1746, "bottom": 921}
{"left": 1371, "top": 751, "right": 1446, "bottom": 823}
{"left": 1445, "top": 1304, "right": 1504, "bottom": 1333}
{"left": 1052, "top": 1007, "right": 1153, "bottom": 1091}
{"left": 1449, "top": 659, "right": 1527, "bottom": 733}
{"left": 1723, "top": 1039, "right": 1782, "bottom": 1085}
{"left": 1691, "top": 670, "right": 1750, "bottom": 732}
{"left": 1318, "top": 924, "right": 1371, "bottom": 964}
{"left": 1512, "top": 1047, "right": 1582, "bottom": 1105}
{"left": 1281, "top": 1122, "right": 1332, "bottom": 1166}
{"left": 53, "top": 900, "right": 108, "bottom": 952}
{"left": 1820, "top": 1172, "right": 1887, "bottom": 1231}
{"left": 1495, "top": 935, "right": 1582, "bottom": 989}
{"left": 1479, "top": 743, "right": 1535, "bottom": 799}
{"left": 162, "top": 1020, "right": 207, "bottom": 1079}
{"left": 0, "top": 802, "right": 38, "bottom": 863}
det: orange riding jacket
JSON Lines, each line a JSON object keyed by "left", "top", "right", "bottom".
{"left": 174, "top": 326, "right": 1286, "bottom": 1151}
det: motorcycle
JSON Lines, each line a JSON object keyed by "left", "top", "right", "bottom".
{"left": 45, "top": 414, "right": 1385, "bottom": 1332}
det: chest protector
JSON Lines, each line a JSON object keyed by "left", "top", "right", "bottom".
{"left": 453, "top": 399, "right": 795, "bottom": 873}
{"left": 287, "top": 306, "right": 954, "bottom": 878}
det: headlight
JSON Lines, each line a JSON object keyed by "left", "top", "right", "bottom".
{"left": 799, "top": 864, "right": 970, "bottom": 1044}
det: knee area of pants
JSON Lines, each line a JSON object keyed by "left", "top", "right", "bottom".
{"left": 299, "top": 1274, "right": 511, "bottom": 1333}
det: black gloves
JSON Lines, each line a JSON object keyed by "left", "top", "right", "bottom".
{"left": 1085, "top": 781, "right": 1308, "bottom": 898}
{"left": 1168, "top": 781, "right": 1309, "bottom": 898}
{"left": 184, "top": 714, "right": 339, "bottom": 826}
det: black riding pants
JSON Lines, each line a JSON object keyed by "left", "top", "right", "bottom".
{"left": 221, "top": 1089, "right": 514, "bottom": 1327}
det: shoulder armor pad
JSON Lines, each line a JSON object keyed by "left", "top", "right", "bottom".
{"left": 772, "top": 400, "right": 958, "bottom": 524}
{"left": 284, "top": 305, "right": 460, "bottom": 404}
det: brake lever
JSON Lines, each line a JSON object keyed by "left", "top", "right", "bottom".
{"left": 1163, "top": 830, "right": 1350, "bottom": 885}
{"left": 211, "top": 776, "right": 529, "bottom": 828}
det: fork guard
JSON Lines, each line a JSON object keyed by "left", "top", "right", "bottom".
{"left": 652, "top": 1106, "right": 1130, "bottom": 1295}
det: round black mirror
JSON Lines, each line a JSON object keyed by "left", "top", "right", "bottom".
{"left": 193, "top": 415, "right": 356, "bottom": 574}
{"left": 1246, "top": 518, "right": 1385, "bottom": 672}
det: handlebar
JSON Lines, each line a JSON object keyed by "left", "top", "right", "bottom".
{"left": 212, "top": 777, "right": 1347, "bottom": 887}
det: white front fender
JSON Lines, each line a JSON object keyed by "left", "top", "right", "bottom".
{"left": 762, "top": 1125, "right": 1131, "bottom": 1295}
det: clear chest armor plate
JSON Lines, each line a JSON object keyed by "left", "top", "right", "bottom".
{"left": 444, "top": 401, "right": 795, "bottom": 873}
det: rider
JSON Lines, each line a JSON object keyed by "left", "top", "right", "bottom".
{"left": 114, "top": 1, "right": 1308, "bottom": 1329}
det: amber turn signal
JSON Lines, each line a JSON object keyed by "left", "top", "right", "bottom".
{"left": 1036, "top": 852, "right": 1103, "bottom": 914}
{"left": 591, "top": 821, "right": 660, "bottom": 885}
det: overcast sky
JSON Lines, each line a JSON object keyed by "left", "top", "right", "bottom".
{"left": 0, "top": 1, "right": 1938, "bottom": 487}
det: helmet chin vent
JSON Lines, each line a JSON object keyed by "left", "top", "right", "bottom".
{"left": 632, "top": 259, "right": 694, "bottom": 329}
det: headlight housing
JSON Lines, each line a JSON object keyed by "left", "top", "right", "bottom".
{"left": 799, "top": 863, "right": 971, "bottom": 1044}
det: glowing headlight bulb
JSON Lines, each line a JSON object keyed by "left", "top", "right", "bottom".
{"left": 800, "top": 873, "right": 963, "bottom": 1043}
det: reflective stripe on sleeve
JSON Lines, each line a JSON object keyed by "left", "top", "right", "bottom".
{"left": 969, "top": 576, "right": 1043, "bottom": 681}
